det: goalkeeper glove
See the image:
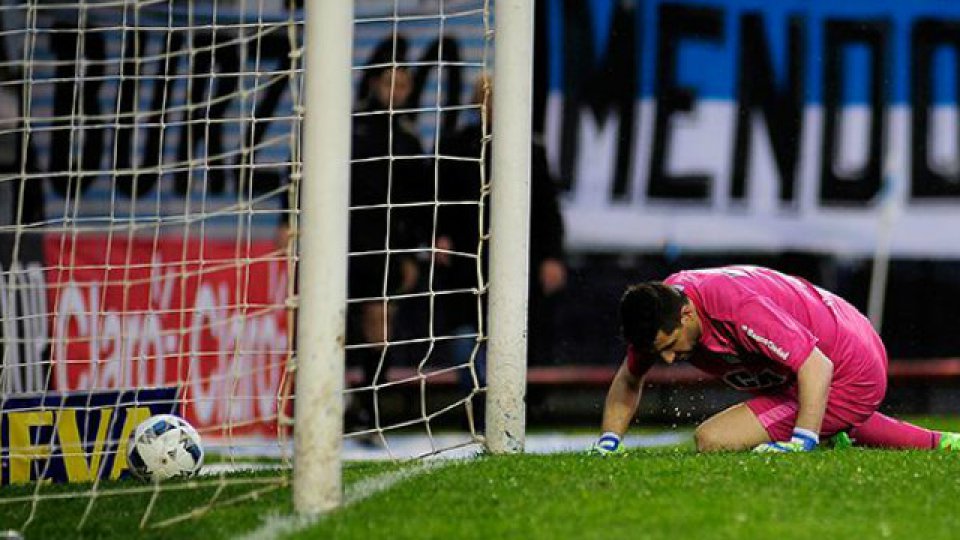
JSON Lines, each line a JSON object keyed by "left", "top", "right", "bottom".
{"left": 752, "top": 428, "right": 819, "bottom": 453}
{"left": 589, "top": 432, "right": 626, "bottom": 456}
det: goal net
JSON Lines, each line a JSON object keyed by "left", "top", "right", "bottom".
{"left": 0, "top": 0, "right": 529, "bottom": 531}
{"left": 338, "top": 0, "right": 493, "bottom": 459}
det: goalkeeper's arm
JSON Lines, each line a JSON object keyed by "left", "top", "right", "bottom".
{"left": 602, "top": 360, "right": 644, "bottom": 435}
{"left": 592, "top": 360, "right": 645, "bottom": 454}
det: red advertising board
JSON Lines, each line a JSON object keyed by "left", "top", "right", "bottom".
{"left": 45, "top": 234, "right": 292, "bottom": 439}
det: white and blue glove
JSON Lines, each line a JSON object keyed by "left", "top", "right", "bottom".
{"left": 752, "top": 428, "right": 819, "bottom": 453}
{"left": 589, "top": 432, "right": 626, "bottom": 456}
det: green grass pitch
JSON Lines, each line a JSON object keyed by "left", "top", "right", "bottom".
{"left": 4, "top": 417, "right": 960, "bottom": 539}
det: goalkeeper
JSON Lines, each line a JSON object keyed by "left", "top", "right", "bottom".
{"left": 593, "top": 265, "right": 960, "bottom": 454}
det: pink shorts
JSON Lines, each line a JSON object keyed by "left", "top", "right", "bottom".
{"left": 745, "top": 343, "right": 889, "bottom": 441}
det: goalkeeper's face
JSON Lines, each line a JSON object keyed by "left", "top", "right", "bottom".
{"left": 650, "top": 304, "right": 700, "bottom": 364}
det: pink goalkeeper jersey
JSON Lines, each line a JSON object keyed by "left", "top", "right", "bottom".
{"left": 627, "top": 266, "right": 887, "bottom": 395}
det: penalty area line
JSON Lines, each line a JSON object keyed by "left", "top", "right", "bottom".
{"left": 237, "top": 459, "right": 451, "bottom": 540}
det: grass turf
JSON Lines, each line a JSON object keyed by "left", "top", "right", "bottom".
{"left": 302, "top": 449, "right": 960, "bottom": 540}
{"left": 4, "top": 416, "right": 960, "bottom": 539}
{"left": 0, "top": 462, "right": 398, "bottom": 539}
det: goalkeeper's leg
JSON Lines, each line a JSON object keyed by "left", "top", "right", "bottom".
{"left": 846, "top": 412, "right": 959, "bottom": 450}
{"left": 693, "top": 402, "right": 772, "bottom": 452}
{"left": 737, "top": 392, "right": 960, "bottom": 451}
{"left": 739, "top": 392, "right": 871, "bottom": 451}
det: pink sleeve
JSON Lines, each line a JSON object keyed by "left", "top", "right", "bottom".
{"left": 731, "top": 298, "right": 818, "bottom": 372}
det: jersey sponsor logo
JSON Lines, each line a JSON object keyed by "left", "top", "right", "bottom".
{"left": 740, "top": 324, "right": 790, "bottom": 361}
{"left": 722, "top": 368, "right": 790, "bottom": 391}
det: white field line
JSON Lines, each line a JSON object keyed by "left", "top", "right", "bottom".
{"left": 210, "top": 431, "right": 691, "bottom": 461}
{"left": 234, "top": 460, "right": 450, "bottom": 540}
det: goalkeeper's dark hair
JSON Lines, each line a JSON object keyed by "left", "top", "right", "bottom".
{"left": 619, "top": 282, "right": 687, "bottom": 351}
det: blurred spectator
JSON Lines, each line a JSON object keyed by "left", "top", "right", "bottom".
{"left": 437, "top": 75, "right": 567, "bottom": 427}
{"left": 344, "top": 37, "right": 432, "bottom": 438}
{"left": 0, "top": 67, "right": 41, "bottom": 230}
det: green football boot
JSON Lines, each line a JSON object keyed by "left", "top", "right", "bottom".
{"left": 827, "top": 431, "right": 854, "bottom": 450}
{"left": 938, "top": 431, "right": 960, "bottom": 451}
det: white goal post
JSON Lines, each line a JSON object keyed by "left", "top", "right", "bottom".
{"left": 485, "top": 0, "right": 533, "bottom": 456}
{"left": 293, "top": 0, "right": 352, "bottom": 514}
{"left": 295, "top": 0, "right": 534, "bottom": 514}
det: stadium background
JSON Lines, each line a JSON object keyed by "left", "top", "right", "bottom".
{"left": 2, "top": 0, "right": 960, "bottom": 434}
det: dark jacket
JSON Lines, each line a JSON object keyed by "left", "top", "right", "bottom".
{"left": 436, "top": 122, "right": 565, "bottom": 330}
{"left": 347, "top": 101, "right": 432, "bottom": 298}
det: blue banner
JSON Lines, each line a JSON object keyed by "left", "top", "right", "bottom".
{"left": 545, "top": 0, "right": 960, "bottom": 256}
{"left": 549, "top": 0, "right": 960, "bottom": 104}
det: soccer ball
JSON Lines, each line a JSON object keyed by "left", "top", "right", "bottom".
{"left": 127, "top": 414, "right": 204, "bottom": 482}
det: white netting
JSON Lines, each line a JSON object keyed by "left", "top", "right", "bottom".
{"left": 0, "top": 0, "right": 492, "bottom": 531}
{"left": 344, "top": 0, "right": 490, "bottom": 458}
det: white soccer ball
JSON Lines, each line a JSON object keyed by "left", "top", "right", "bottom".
{"left": 127, "top": 414, "right": 204, "bottom": 482}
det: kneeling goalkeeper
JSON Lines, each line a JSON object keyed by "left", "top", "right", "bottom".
{"left": 594, "top": 265, "right": 960, "bottom": 454}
